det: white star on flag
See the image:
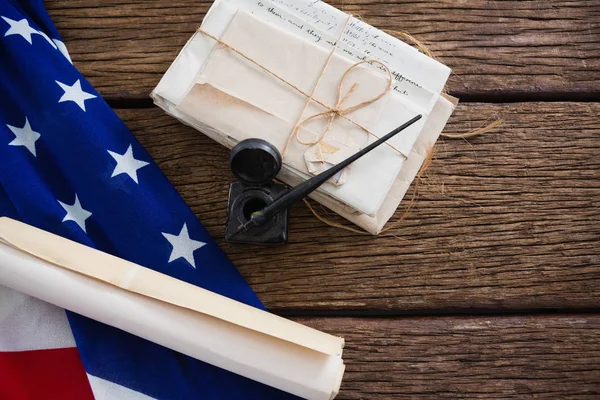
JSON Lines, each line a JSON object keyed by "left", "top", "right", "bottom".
{"left": 6, "top": 117, "right": 41, "bottom": 156}
{"left": 1, "top": 16, "right": 56, "bottom": 48}
{"left": 56, "top": 79, "right": 96, "bottom": 111}
{"left": 58, "top": 194, "right": 92, "bottom": 233}
{"left": 107, "top": 144, "right": 150, "bottom": 184}
{"left": 2, "top": 16, "right": 39, "bottom": 44}
{"left": 162, "top": 223, "right": 206, "bottom": 268}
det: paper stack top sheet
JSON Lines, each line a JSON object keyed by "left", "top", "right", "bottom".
{"left": 152, "top": 0, "right": 457, "bottom": 233}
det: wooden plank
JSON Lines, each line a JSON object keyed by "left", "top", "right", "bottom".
{"left": 45, "top": 0, "right": 600, "bottom": 101}
{"left": 297, "top": 315, "right": 600, "bottom": 399}
{"left": 118, "top": 102, "right": 600, "bottom": 312}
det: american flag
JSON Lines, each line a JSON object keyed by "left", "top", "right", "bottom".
{"left": 0, "top": 1, "right": 297, "bottom": 398}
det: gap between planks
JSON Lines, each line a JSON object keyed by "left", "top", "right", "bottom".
{"left": 276, "top": 308, "right": 600, "bottom": 318}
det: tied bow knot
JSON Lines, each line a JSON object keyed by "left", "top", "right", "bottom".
{"left": 293, "top": 59, "right": 393, "bottom": 147}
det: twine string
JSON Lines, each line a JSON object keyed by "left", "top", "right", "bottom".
{"left": 292, "top": 59, "right": 393, "bottom": 149}
{"left": 280, "top": 16, "right": 348, "bottom": 155}
{"left": 195, "top": 26, "right": 407, "bottom": 159}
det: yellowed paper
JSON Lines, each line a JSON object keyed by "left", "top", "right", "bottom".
{"left": 0, "top": 218, "right": 345, "bottom": 400}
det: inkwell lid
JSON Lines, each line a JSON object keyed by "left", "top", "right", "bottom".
{"left": 229, "top": 138, "right": 282, "bottom": 186}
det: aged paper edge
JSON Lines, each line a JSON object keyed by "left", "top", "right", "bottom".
{"left": 0, "top": 217, "right": 343, "bottom": 356}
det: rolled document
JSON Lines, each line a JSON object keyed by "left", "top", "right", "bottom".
{"left": 0, "top": 218, "right": 345, "bottom": 400}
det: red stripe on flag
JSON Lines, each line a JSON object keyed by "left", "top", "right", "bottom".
{"left": 0, "top": 348, "right": 94, "bottom": 400}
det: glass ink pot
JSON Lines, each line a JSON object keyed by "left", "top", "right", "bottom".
{"left": 225, "top": 139, "right": 289, "bottom": 245}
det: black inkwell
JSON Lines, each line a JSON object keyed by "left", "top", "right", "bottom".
{"left": 226, "top": 138, "right": 288, "bottom": 245}
{"left": 225, "top": 114, "right": 422, "bottom": 245}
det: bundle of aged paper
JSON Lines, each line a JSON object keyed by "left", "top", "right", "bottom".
{"left": 152, "top": 0, "right": 457, "bottom": 234}
{"left": 0, "top": 218, "right": 345, "bottom": 400}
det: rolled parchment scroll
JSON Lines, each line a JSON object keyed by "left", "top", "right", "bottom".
{"left": 0, "top": 218, "right": 345, "bottom": 400}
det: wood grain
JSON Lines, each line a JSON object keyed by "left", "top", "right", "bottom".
{"left": 45, "top": 0, "right": 600, "bottom": 102}
{"left": 298, "top": 315, "right": 600, "bottom": 399}
{"left": 117, "top": 102, "right": 600, "bottom": 312}
{"left": 34, "top": 4, "right": 600, "bottom": 394}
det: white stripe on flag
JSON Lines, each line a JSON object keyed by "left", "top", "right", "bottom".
{"left": 87, "top": 374, "right": 157, "bottom": 400}
{"left": 0, "top": 285, "right": 75, "bottom": 351}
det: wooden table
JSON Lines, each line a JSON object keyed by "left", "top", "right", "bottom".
{"left": 47, "top": 1, "right": 600, "bottom": 397}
